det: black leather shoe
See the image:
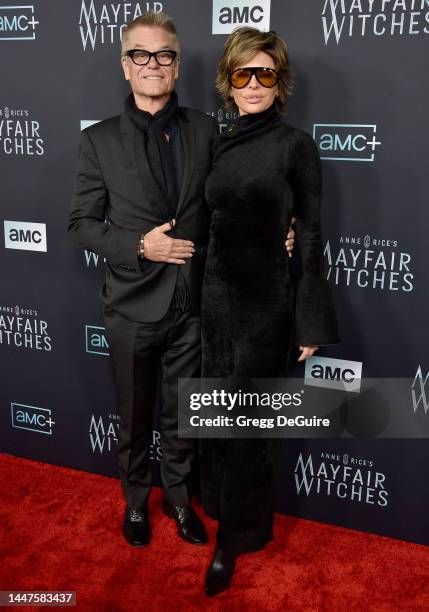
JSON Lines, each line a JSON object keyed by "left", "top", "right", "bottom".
{"left": 205, "top": 547, "right": 237, "bottom": 596}
{"left": 162, "top": 499, "right": 208, "bottom": 545}
{"left": 122, "top": 505, "right": 150, "bottom": 546}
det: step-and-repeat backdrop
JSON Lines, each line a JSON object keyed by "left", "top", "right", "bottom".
{"left": 1, "top": 1, "right": 428, "bottom": 545}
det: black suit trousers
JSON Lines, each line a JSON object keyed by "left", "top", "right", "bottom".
{"left": 104, "top": 305, "right": 201, "bottom": 509}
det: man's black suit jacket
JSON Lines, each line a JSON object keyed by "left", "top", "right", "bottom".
{"left": 69, "top": 106, "right": 217, "bottom": 322}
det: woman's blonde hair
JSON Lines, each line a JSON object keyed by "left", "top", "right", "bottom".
{"left": 216, "top": 27, "right": 293, "bottom": 113}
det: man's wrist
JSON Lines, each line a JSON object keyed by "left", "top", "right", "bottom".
{"left": 137, "top": 233, "right": 145, "bottom": 259}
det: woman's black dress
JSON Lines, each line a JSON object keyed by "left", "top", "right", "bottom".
{"left": 199, "top": 105, "right": 339, "bottom": 554}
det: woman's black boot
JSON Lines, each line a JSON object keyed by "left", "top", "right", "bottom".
{"left": 205, "top": 546, "right": 237, "bottom": 597}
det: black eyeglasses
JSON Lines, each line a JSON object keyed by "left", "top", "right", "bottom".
{"left": 229, "top": 67, "right": 278, "bottom": 89}
{"left": 125, "top": 49, "right": 177, "bottom": 66}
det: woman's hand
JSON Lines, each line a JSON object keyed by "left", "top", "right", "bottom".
{"left": 285, "top": 216, "right": 296, "bottom": 258}
{"left": 298, "top": 346, "right": 318, "bottom": 362}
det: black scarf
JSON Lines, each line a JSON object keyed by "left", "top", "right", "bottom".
{"left": 125, "top": 91, "right": 180, "bottom": 217}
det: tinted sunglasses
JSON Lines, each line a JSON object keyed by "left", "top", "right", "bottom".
{"left": 229, "top": 67, "right": 278, "bottom": 89}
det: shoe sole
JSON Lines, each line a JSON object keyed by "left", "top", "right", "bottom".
{"left": 205, "top": 581, "right": 231, "bottom": 597}
{"left": 122, "top": 526, "right": 151, "bottom": 547}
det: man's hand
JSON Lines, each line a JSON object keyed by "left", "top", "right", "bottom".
{"left": 285, "top": 217, "right": 296, "bottom": 257}
{"left": 298, "top": 346, "right": 318, "bottom": 362}
{"left": 143, "top": 221, "right": 195, "bottom": 264}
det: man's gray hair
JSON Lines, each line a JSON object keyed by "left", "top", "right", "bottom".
{"left": 121, "top": 11, "right": 180, "bottom": 57}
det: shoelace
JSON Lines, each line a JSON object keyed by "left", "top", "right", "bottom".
{"left": 175, "top": 507, "right": 190, "bottom": 522}
{"left": 129, "top": 509, "right": 146, "bottom": 522}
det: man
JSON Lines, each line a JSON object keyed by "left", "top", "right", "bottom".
{"left": 69, "top": 11, "right": 295, "bottom": 548}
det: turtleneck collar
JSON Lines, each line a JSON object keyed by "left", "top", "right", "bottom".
{"left": 223, "top": 102, "right": 280, "bottom": 136}
{"left": 212, "top": 103, "right": 281, "bottom": 162}
{"left": 236, "top": 103, "right": 279, "bottom": 130}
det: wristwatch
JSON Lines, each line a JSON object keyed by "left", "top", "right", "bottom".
{"left": 137, "top": 233, "right": 145, "bottom": 259}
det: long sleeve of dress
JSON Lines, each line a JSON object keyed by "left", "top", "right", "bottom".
{"left": 288, "top": 130, "right": 340, "bottom": 346}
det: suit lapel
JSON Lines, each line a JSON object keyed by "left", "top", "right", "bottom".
{"left": 176, "top": 111, "right": 196, "bottom": 218}
{"left": 119, "top": 113, "right": 171, "bottom": 220}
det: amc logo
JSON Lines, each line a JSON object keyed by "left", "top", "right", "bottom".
{"left": 0, "top": 4, "right": 39, "bottom": 40}
{"left": 85, "top": 325, "right": 109, "bottom": 356}
{"left": 4, "top": 220, "right": 47, "bottom": 252}
{"left": 212, "top": 0, "right": 270, "bottom": 34}
{"left": 11, "top": 403, "right": 55, "bottom": 435}
{"left": 304, "top": 357, "right": 363, "bottom": 393}
{"left": 313, "top": 124, "right": 381, "bottom": 162}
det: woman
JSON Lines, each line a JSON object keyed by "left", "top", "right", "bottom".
{"left": 199, "top": 27, "right": 339, "bottom": 596}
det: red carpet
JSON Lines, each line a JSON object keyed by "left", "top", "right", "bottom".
{"left": 1, "top": 453, "right": 428, "bottom": 611}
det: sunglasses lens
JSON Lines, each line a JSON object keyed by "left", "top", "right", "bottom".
{"left": 230, "top": 68, "right": 278, "bottom": 88}
{"left": 256, "top": 69, "right": 277, "bottom": 87}
{"left": 230, "top": 69, "right": 251, "bottom": 88}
